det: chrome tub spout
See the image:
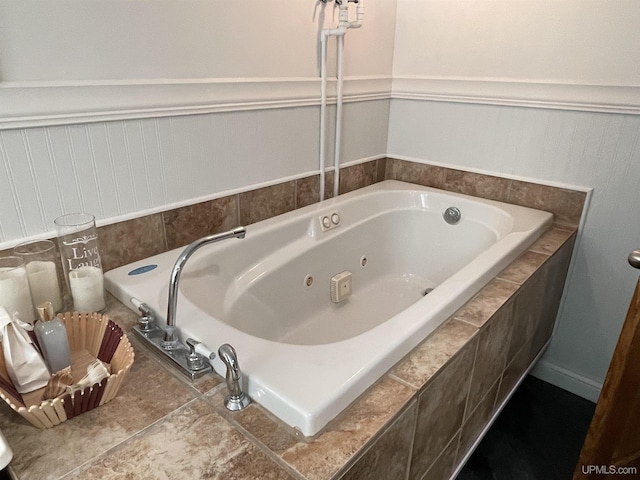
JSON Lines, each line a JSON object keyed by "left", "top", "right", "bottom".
{"left": 162, "top": 227, "right": 246, "bottom": 349}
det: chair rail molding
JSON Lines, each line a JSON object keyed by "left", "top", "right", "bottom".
{"left": 391, "top": 77, "right": 640, "bottom": 115}
{"left": 0, "top": 76, "right": 393, "bottom": 130}
{"left": 3, "top": 75, "right": 639, "bottom": 130}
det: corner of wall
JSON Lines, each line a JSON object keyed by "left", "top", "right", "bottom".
{"left": 530, "top": 360, "right": 601, "bottom": 403}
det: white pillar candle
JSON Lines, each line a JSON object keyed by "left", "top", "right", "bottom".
{"left": 25, "top": 260, "right": 63, "bottom": 312}
{"left": 69, "top": 266, "right": 105, "bottom": 312}
{"left": 0, "top": 266, "right": 35, "bottom": 322}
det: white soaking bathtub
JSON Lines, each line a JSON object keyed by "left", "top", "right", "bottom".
{"left": 104, "top": 180, "right": 553, "bottom": 436}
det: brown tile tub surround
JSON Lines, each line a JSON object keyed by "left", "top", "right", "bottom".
{"left": 98, "top": 214, "right": 167, "bottom": 272}
{"left": 163, "top": 195, "right": 239, "bottom": 251}
{"left": 90, "top": 158, "right": 386, "bottom": 272}
{"left": 385, "top": 157, "right": 587, "bottom": 228}
{"left": 99, "top": 157, "right": 583, "bottom": 269}
{"left": 1, "top": 156, "right": 585, "bottom": 270}
{"left": 0, "top": 158, "right": 586, "bottom": 479}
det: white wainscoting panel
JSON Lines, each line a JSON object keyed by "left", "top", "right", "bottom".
{"left": 388, "top": 98, "right": 640, "bottom": 401}
{"left": 0, "top": 99, "right": 390, "bottom": 249}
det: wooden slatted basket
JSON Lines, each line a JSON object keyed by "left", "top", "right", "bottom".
{"left": 0, "top": 312, "right": 134, "bottom": 428}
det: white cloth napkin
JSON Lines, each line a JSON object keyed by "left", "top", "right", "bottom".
{"left": 0, "top": 306, "right": 50, "bottom": 394}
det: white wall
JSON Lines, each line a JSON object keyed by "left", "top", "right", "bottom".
{"left": 1, "top": 0, "right": 396, "bottom": 82}
{"left": 0, "top": 0, "right": 395, "bottom": 248}
{"left": 390, "top": 0, "right": 640, "bottom": 400}
{"left": 393, "top": 0, "right": 640, "bottom": 85}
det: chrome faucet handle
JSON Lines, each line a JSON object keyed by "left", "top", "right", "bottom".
{"left": 218, "top": 344, "right": 251, "bottom": 411}
{"left": 185, "top": 338, "right": 206, "bottom": 371}
{"left": 138, "top": 314, "right": 155, "bottom": 332}
{"left": 131, "top": 298, "right": 155, "bottom": 332}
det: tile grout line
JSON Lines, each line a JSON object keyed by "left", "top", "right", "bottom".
{"left": 387, "top": 372, "right": 421, "bottom": 392}
{"left": 57, "top": 397, "right": 204, "bottom": 479}
{"left": 204, "top": 407, "right": 307, "bottom": 480}
{"left": 419, "top": 428, "right": 462, "bottom": 480}
{"left": 329, "top": 395, "right": 419, "bottom": 480}
{"left": 461, "top": 337, "right": 481, "bottom": 423}
{"left": 403, "top": 397, "right": 420, "bottom": 480}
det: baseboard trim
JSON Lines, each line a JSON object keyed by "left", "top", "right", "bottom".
{"left": 530, "top": 360, "right": 602, "bottom": 403}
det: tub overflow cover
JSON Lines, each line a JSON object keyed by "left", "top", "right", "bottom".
{"left": 443, "top": 207, "right": 461, "bottom": 225}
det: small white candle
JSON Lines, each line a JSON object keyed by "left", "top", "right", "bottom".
{"left": 25, "top": 260, "right": 63, "bottom": 312}
{"left": 0, "top": 266, "right": 35, "bottom": 322}
{"left": 69, "top": 266, "right": 105, "bottom": 312}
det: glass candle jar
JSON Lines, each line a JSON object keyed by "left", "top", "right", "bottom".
{"left": 0, "top": 256, "right": 36, "bottom": 322}
{"left": 13, "top": 239, "right": 63, "bottom": 313}
{"left": 54, "top": 213, "right": 106, "bottom": 312}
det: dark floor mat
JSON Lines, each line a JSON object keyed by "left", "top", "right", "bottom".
{"left": 457, "top": 375, "right": 596, "bottom": 480}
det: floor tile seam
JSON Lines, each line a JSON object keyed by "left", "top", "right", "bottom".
{"left": 528, "top": 246, "right": 559, "bottom": 257}
{"left": 494, "top": 271, "right": 529, "bottom": 287}
{"left": 552, "top": 220, "right": 580, "bottom": 231}
{"left": 527, "top": 226, "right": 576, "bottom": 256}
{"left": 57, "top": 396, "right": 204, "bottom": 480}
{"left": 418, "top": 335, "right": 481, "bottom": 394}
{"left": 528, "top": 237, "right": 572, "bottom": 257}
{"left": 387, "top": 372, "right": 422, "bottom": 392}
{"left": 455, "top": 313, "right": 501, "bottom": 330}
{"left": 523, "top": 247, "right": 553, "bottom": 262}
{"left": 452, "top": 292, "right": 519, "bottom": 329}
{"left": 321, "top": 390, "right": 419, "bottom": 480}
{"left": 203, "top": 381, "right": 227, "bottom": 398}
{"left": 206, "top": 408, "right": 307, "bottom": 480}
{"left": 551, "top": 225, "right": 578, "bottom": 234}
{"left": 388, "top": 324, "right": 480, "bottom": 392}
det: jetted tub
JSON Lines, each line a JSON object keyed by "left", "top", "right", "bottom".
{"left": 105, "top": 180, "right": 553, "bottom": 436}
